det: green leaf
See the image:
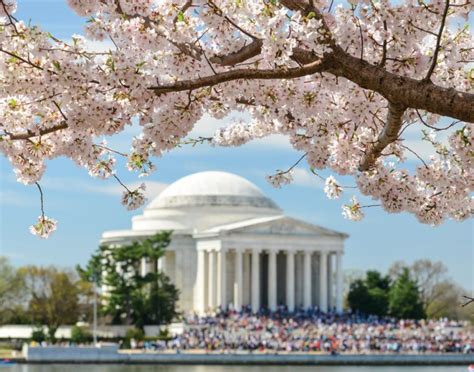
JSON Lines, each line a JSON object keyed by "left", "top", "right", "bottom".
{"left": 177, "top": 11, "right": 185, "bottom": 22}
{"left": 52, "top": 60, "right": 61, "bottom": 71}
{"left": 8, "top": 98, "right": 18, "bottom": 110}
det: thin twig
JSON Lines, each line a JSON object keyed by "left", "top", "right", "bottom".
{"left": 35, "top": 182, "right": 45, "bottom": 218}
{"left": 416, "top": 110, "right": 461, "bottom": 131}
{"left": 113, "top": 174, "right": 132, "bottom": 193}
{"left": 52, "top": 101, "right": 68, "bottom": 121}
{"left": 94, "top": 144, "right": 128, "bottom": 157}
{"left": 400, "top": 143, "right": 428, "bottom": 168}
{"left": 461, "top": 295, "right": 474, "bottom": 307}
{"left": 276, "top": 153, "right": 308, "bottom": 176}
{"left": 424, "top": 0, "right": 450, "bottom": 81}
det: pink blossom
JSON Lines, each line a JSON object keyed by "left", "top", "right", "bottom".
{"left": 29, "top": 215, "right": 57, "bottom": 239}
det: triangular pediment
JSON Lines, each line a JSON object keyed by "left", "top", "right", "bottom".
{"left": 201, "top": 215, "right": 347, "bottom": 238}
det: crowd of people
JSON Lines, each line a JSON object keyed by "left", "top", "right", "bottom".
{"left": 150, "top": 307, "right": 473, "bottom": 354}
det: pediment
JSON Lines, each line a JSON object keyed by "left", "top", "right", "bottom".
{"left": 203, "top": 216, "right": 346, "bottom": 238}
{"left": 239, "top": 218, "right": 341, "bottom": 237}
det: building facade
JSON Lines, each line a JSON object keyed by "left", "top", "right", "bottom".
{"left": 101, "top": 171, "right": 347, "bottom": 314}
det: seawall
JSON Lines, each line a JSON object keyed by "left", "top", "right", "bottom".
{"left": 21, "top": 345, "right": 474, "bottom": 365}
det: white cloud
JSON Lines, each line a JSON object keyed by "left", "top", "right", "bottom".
{"left": 292, "top": 168, "right": 324, "bottom": 188}
{"left": 94, "top": 180, "right": 168, "bottom": 200}
{"left": 0, "top": 190, "right": 35, "bottom": 207}
{"left": 41, "top": 177, "right": 167, "bottom": 200}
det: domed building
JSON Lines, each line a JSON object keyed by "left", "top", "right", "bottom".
{"left": 101, "top": 171, "right": 347, "bottom": 314}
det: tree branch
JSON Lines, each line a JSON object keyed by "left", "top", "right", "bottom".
{"left": 424, "top": 0, "right": 450, "bottom": 81}
{"left": 6, "top": 122, "right": 68, "bottom": 140}
{"left": 150, "top": 59, "right": 330, "bottom": 94}
{"left": 359, "top": 102, "right": 406, "bottom": 171}
{"left": 210, "top": 40, "right": 263, "bottom": 66}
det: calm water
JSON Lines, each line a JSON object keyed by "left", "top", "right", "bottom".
{"left": 1, "top": 366, "right": 468, "bottom": 372}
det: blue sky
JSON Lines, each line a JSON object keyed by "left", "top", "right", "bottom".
{"left": 0, "top": 1, "right": 472, "bottom": 290}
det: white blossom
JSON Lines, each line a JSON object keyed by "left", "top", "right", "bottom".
{"left": 121, "top": 183, "right": 147, "bottom": 211}
{"left": 266, "top": 171, "right": 293, "bottom": 188}
{"left": 324, "top": 176, "right": 343, "bottom": 199}
{"left": 342, "top": 196, "right": 364, "bottom": 221}
{"left": 29, "top": 216, "right": 57, "bottom": 239}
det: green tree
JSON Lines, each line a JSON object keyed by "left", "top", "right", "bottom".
{"left": 70, "top": 325, "right": 92, "bottom": 344}
{"left": 389, "top": 268, "right": 425, "bottom": 319}
{"left": 78, "top": 232, "right": 179, "bottom": 329}
{"left": 347, "top": 270, "right": 390, "bottom": 316}
{"left": 0, "top": 257, "right": 28, "bottom": 324}
{"left": 21, "top": 266, "right": 81, "bottom": 341}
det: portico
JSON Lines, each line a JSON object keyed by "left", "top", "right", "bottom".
{"left": 193, "top": 215, "right": 346, "bottom": 314}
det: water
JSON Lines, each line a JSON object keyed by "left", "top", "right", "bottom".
{"left": 1, "top": 366, "right": 467, "bottom": 372}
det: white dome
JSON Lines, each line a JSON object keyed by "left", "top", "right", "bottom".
{"left": 129, "top": 171, "right": 281, "bottom": 233}
{"left": 148, "top": 171, "right": 278, "bottom": 210}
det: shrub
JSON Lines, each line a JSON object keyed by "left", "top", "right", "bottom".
{"left": 125, "top": 327, "right": 144, "bottom": 342}
{"left": 31, "top": 327, "right": 46, "bottom": 343}
{"left": 70, "top": 325, "right": 92, "bottom": 344}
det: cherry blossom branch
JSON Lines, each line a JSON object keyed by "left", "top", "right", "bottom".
{"left": 35, "top": 182, "right": 45, "bottom": 218}
{"left": 399, "top": 143, "right": 428, "bottom": 168}
{"left": 283, "top": 153, "right": 307, "bottom": 173}
{"left": 0, "top": 0, "right": 19, "bottom": 35}
{"left": 416, "top": 110, "right": 462, "bottom": 132}
{"left": 0, "top": 48, "right": 44, "bottom": 71}
{"left": 151, "top": 59, "right": 328, "bottom": 94}
{"left": 112, "top": 174, "right": 131, "bottom": 193}
{"left": 210, "top": 40, "right": 263, "bottom": 66}
{"left": 5, "top": 122, "right": 68, "bottom": 141}
{"left": 179, "top": 136, "right": 213, "bottom": 146}
{"left": 207, "top": 0, "right": 258, "bottom": 40}
{"left": 93, "top": 144, "right": 128, "bottom": 157}
{"left": 310, "top": 167, "right": 325, "bottom": 181}
{"left": 379, "top": 21, "right": 388, "bottom": 67}
{"left": 424, "top": 0, "right": 450, "bottom": 81}
{"left": 359, "top": 102, "right": 406, "bottom": 171}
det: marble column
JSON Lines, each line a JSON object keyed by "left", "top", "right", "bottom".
{"left": 193, "top": 249, "right": 207, "bottom": 314}
{"left": 158, "top": 253, "right": 167, "bottom": 277}
{"left": 208, "top": 250, "right": 216, "bottom": 309}
{"left": 268, "top": 250, "right": 277, "bottom": 311}
{"left": 327, "top": 253, "right": 333, "bottom": 310}
{"left": 140, "top": 258, "right": 147, "bottom": 277}
{"left": 303, "top": 251, "right": 312, "bottom": 309}
{"left": 336, "top": 252, "right": 343, "bottom": 313}
{"left": 233, "top": 248, "right": 243, "bottom": 311}
{"left": 251, "top": 248, "right": 261, "bottom": 313}
{"left": 319, "top": 251, "right": 328, "bottom": 312}
{"left": 218, "top": 249, "right": 227, "bottom": 309}
{"left": 286, "top": 251, "right": 295, "bottom": 312}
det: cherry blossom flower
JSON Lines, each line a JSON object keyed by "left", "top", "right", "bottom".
{"left": 121, "top": 183, "right": 147, "bottom": 211}
{"left": 342, "top": 196, "right": 364, "bottom": 221}
{"left": 29, "top": 215, "right": 57, "bottom": 239}
{"left": 324, "top": 176, "right": 343, "bottom": 199}
{"left": 267, "top": 171, "right": 294, "bottom": 188}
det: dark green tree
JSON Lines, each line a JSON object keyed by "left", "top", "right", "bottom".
{"left": 78, "top": 232, "right": 179, "bottom": 329}
{"left": 347, "top": 270, "right": 390, "bottom": 316}
{"left": 389, "top": 268, "right": 425, "bottom": 319}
